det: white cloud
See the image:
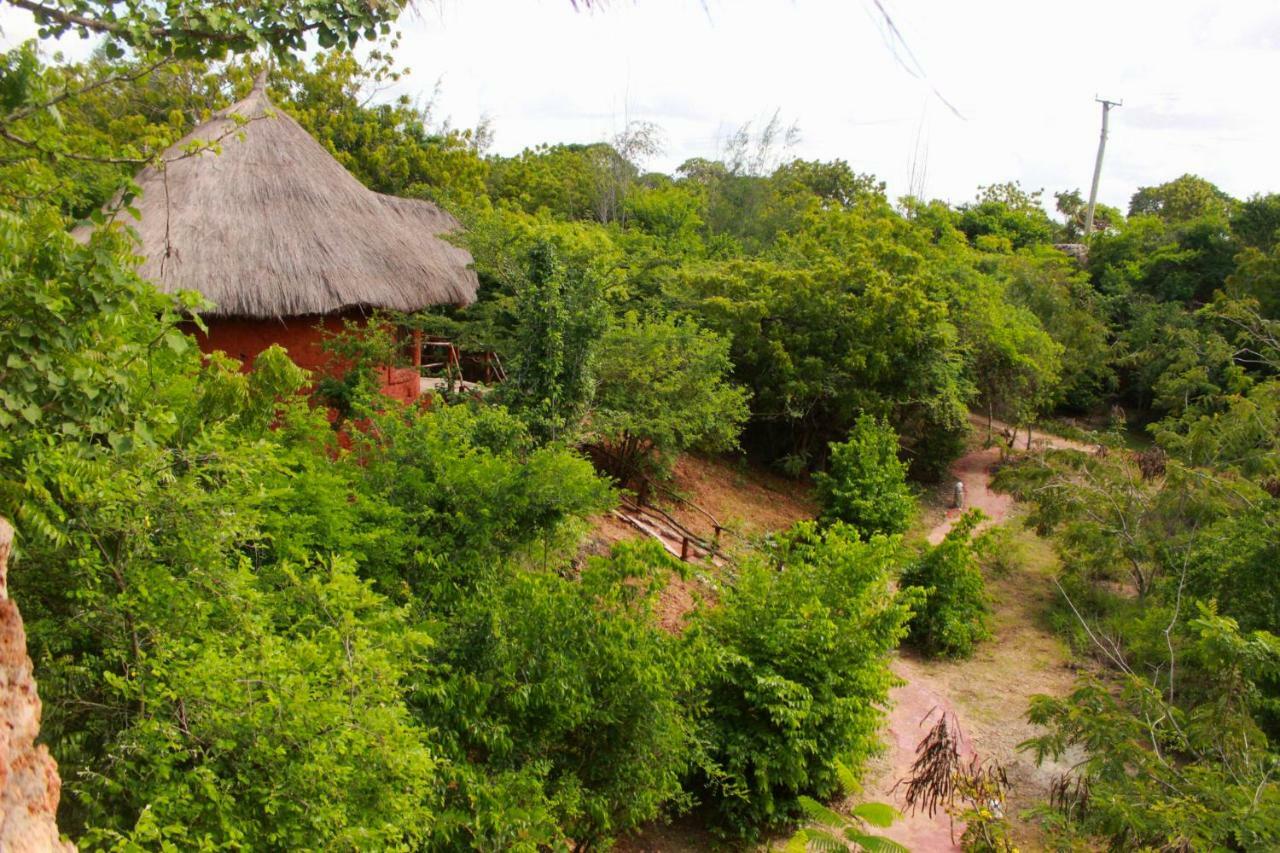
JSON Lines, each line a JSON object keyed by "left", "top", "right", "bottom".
{"left": 4, "top": 0, "right": 1279, "bottom": 210}
{"left": 389, "top": 0, "right": 1280, "bottom": 209}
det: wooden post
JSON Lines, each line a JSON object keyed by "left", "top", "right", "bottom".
{"left": 1084, "top": 98, "right": 1121, "bottom": 238}
{"left": 680, "top": 537, "right": 690, "bottom": 562}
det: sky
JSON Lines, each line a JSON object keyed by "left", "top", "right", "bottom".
{"left": 4, "top": 0, "right": 1279, "bottom": 211}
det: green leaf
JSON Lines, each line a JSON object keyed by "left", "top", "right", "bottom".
{"left": 799, "top": 796, "right": 852, "bottom": 829}
{"left": 783, "top": 834, "right": 810, "bottom": 853}
{"left": 850, "top": 802, "right": 899, "bottom": 828}
{"left": 164, "top": 330, "right": 190, "bottom": 354}
{"left": 844, "top": 833, "right": 909, "bottom": 853}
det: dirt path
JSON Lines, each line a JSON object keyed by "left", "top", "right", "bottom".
{"left": 928, "top": 417, "right": 1094, "bottom": 546}
{"left": 862, "top": 420, "right": 1090, "bottom": 851}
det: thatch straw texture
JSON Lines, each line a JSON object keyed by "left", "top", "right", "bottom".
{"left": 111, "top": 81, "right": 478, "bottom": 318}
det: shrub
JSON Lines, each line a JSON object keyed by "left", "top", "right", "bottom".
{"left": 813, "top": 414, "right": 916, "bottom": 537}
{"left": 787, "top": 797, "right": 903, "bottom": 852}
{"left": 420, "top": 541, "right": 694, "bottom": 849}
{"left": 591, "top": 313, "right": 749, "bottom": 485}
{"left": 315, "top": 314, "right": 399, "bottom": 419}
{"left": 686, "top": 522, "right": 914, "bottom": 837}
{"left": 900, "top": 511, "right": 992, "bottom": 658}
{"left": 348, "top": 400, "right": 614, "bottom": 597}
{"left": 1023, "top": 608, "right": 1280, "bottom": 851}
{"left": 976, "top": 522, "right": 1028, "bottom": 579}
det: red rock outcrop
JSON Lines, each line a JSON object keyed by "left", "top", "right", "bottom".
{"left": 0, "top": 517, "right": 75, "bottom": 851}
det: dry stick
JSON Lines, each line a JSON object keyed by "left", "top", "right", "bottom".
{"left": 895, "top": 708, "right": 961, "bottom": 820}
{"left": 1054, "top": 577, "right": 1129, "bottom": 673}
{"left": 160, "top": 165, "right": 171, "bottom": 277}
{"left": 1164, "top": 547, "right": 1192, "bottom": 706}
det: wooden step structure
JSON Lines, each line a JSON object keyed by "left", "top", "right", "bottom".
{"left": 612, "top": 495, "right": 728, "bottom": 567}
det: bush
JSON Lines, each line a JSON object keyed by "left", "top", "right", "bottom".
{"left": 420, "top": 541, "right": 694, "bottom": 850}
{"left": 977, "top": 523, "right": 1029, "bottom": 579}
{"left": 900, "top": 511, "right": 992, "bottom": 658}
{"left": 591, "top": 313, "right": 749, "bottom": 486}
{"left": 348, "top": 400, "right": 614, "bottom": 597}
{"left": 686, "top": 522, "right": 914, "bottom": 837}
{"left": 813, "top": 414, "right": 915, "bottom": 537}
{"left": 1023, "top": 609, "right": 1280, "bottom": 851}
{"left": 74, "top": 557, "right": 440, "bottom": 851}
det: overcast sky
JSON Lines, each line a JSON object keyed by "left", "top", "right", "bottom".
{"left": 5, "top": 0, "right": 1279, "bottom": 211}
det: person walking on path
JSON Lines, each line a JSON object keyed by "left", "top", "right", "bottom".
{"left": 953, "top": 479, "right": 966, "bottom": 510}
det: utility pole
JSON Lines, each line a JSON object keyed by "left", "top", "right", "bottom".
{"left": 1083, "top": 96, "right": 1121, "bottom": 239}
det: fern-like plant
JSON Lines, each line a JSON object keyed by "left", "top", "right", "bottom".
{"left": 786, "top": 796, "right": 907, "bottom": 852}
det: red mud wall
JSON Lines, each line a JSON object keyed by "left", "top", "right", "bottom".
{"left": 184, "top": 313, "right": 420, "bottom": 401}
{"left": 0, "top": 518, "right": 76, "bottom": 852}
{"left": 185, "top": 313, "right": 348, "bottom": 372}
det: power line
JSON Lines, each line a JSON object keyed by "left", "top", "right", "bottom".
{"left": 864, "top": 0, "right": 966, "bottom": 120}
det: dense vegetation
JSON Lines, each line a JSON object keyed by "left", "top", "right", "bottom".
{"left": 814, "top": 415, "right": 916, "bottom": 537}
{"left": 2, "top": 1, "right": 1280, "bottom": 849}
{"left": 899, "top": 511, "right": 991, "bottom": 659}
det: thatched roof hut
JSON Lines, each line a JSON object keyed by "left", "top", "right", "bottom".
{"left": 118, "top": 76, "right": 478, "bottom": 319}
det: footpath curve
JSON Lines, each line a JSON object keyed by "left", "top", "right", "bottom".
{"left": 863, "top": 420, "right": 1090, "bottom": 851}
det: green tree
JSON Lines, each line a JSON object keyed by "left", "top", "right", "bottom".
{"left": 959, "top": 278, "right": 1063, "bottom": 436}
{"left": 1000, "top": 248, "right": 1114, "bottom": 410}
{"left": 1183, "top": 507, "right": 1280, "bottom": 637}
{"left": 10, "top": 0, "right": 404, "bottom": 58}
{"left": 1023, "top": 608, "right": 1280, "bottom": 850}
{"left": 1129, "top": 173, "right": 1236, "bottom": 224}
{"left": 681, "top": 247, "right": 969, "bottom": 479}
{"left": 1055, "top": 187, "right": 1122, "bottom": 239}
{"left": 1232, "top": 193, "right": 1280, "bottom": 252}
{"left": 771, "top": 159, "right": 885, "bottom": 212}
{"left": 1089, "top": 212, "right": 1238, "bottom": 305}
{"left": 488, "top": 141, "right": 642, "bottom": 223}
{"left": 347, "top": 397, "right": 614, "bottom": 596}
{"left": 6, "top": 347, "right": 449, "bottom": 845}
{"left": 76, "top": 556, "right": 440, "bottom": 850}
{"left": 813, "top": 414, "right": 915, "bottom": 537}
{"left": 622, "top": 181, "right": 706, "bottom": 255}
{"left": 956, "top": 181, "right": 1058, "bottom": 250}
{"left": 421, "top": 542, "right": 694, "bottom": 850}
{"left": 0, "top": 46, "right": 237, "bottom": 219}
{"left": 1227, "top": 244, "right": 1280, "bottom": 319}
{"left": 502, "top": 241, "right": 607, "bottom": 443}
{"left": 590, "top": 313, "right": 749, "bottom": 485}
{"left": 1105, "top": 295, "right": 1247, "bottom": 417}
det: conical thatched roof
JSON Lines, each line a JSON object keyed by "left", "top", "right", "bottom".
{"left": 113, "top": 78, "right": 478, "bottom": 318}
